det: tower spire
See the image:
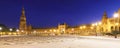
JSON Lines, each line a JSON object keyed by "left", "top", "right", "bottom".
{"left": 101, "top": 11, "right": 108, "bottom": 24}
{"left": 103, "top": 11, "right": 107, "bottom": 18}
{"left": 19, "top": 7, "right": 27, "bottom": 33}
{"left": 22, "top": 6, "right": 25, "bottom": 15}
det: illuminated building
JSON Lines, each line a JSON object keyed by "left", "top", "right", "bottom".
{"left": 32, "top": 8, "right": 120, "bottom": 35}
{"left": 19, "top": 7, "right": 32, "bottom": 35}
{"left": 98, "top": 9, "right": 120, "bottom": 32}
{"left": 19, "top": 7, "right": 27, "bottom": 33}
{"left": 3, "top": 8, "right": 120, "bottom": 36}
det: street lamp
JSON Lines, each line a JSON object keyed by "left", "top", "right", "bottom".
{"left": 98, "top": 22, "right": 102, "bottom": 25}
{"left": 97, "top": 22, "right": 103, "bottom": 35}
{"left": 33, "top": 30, "right": 37, "bottom": 35}
{"left": 92, "top": 23, "right": 98, "bottom": 36}
{"left": 34, "top": 30, "right": 36, "bottom": 33}
{"left": 72, "top": 28, "right": 74, "bottom": 31}
{"left": 9, "top": 28, "right": 13, "bottom": 32}
{"left": 95, "top": 23, "right": 98, "bottom": 26}
{"left": 49, "top": 30, "right": 52, "bottom": 32}
{"left": 92, "top": 24, "right": 95, "bottom": 26}
{"left": 54, "top": 29, "right": 56, "bottom": 32}
{"left": 16, "top": 29, "right": 19, "bottom": 32}
{"left": 80, "top": 27, "right": 83, "bottom": 29}
{"left": 113, "top": 13, "right": 118, "bottom": 18}
{"left": 21, "top": 30, "right": 24, "bottom": 32}
{"left": 71, "top": 28, "right": 74, "bottom": 34}
{"left": 44, "top": 30, "right": 47, "bottom": 32}
{"left": 83, "top": 26, "right": 86, "bottom": 29}
{"left": 16, "top": 29, "right": 19, "bottom": 35}
{"left": 92, "top": 23, "right": 98, "bottom": 26}
{"left": 90, "top": 27, "right": 94, "bottom": 29}
{"left": 0, "top": 27, "right": 2, "bottom": 31}
{"left": 0, "top": 27, "right": 2, "bottom": 36}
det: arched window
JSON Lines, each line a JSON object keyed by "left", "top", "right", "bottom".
{"left": 115, "top": 26, "right": 117, "bottom": 30}
{"left": 111, "top": 26, "right": 113, "bottom": 30}
{"left": 119, "top": 27, "right": 120, "bottom": 31}
{"left": 101, "top": 27, "right": 103, "bottom": 32}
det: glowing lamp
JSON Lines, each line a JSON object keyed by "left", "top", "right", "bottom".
{"left": 113, "top": 13, "right": 118, "bottom": 18}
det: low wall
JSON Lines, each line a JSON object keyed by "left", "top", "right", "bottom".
{"left": 0, "top": 32, "right": 19, "bottom": 35}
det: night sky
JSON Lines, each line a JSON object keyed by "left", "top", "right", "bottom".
{"left": 0, "top": 0, "right": 120, "bottom": 28}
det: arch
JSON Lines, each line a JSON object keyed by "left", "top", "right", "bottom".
{"left": 115, "top": 26, "right": 117, "bottom": 30}
{"left": 101, "top": 27, "right": 103, "bottom": 32}
{"left": 119, "top": 27, "right": 120, "bottom": 31}
{"left": 111, "top": 26, "right": 113, "bottom": 31}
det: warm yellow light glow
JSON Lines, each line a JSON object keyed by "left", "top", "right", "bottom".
{"left": 98, "top": 22, "right": 102, "bottom": 25}
{"left": 90, "top": 27, "right": 94, "bottom": 29}
{"left": 72, "top": 28, "right": 74, "bottom": 31}
{"left": 62, "top": 29, "right": 65, "bottom": 31}
{"left": 113, "top": 13, "right": 118, "bottom": 18}
{"left": 95, "top": 23, "right": 98, "bottom": 25}
{"left": 34, "top": 30, "right": 36, "bottom": 33}
{"left": 8, "top": 33, "right": 12, "bottom": 35}
{"left": 21, "top": 30, "right": 24, "bottom": 32}
{"left": 17, "top": 32, "right": 19, "bottom": 35}
{"left": 49, "top": 30, "right": 52, "bottom": 32}
{"left": 0, "top": 27, "right": 2, "bottom": 31}
{"left": 80, "top": 27, "right": 83, "bottom": 29}
{"left": 83, "top": 26, "right": 86, "bottom": 28}
{"left": 92, "top": 22, "right": 98, "bottom": 26}
{"left": 9, "top": 28, "right": 12, "bottom": 31}
{"left": 2, "top": 32, "right": 5, "bottom": 35}
{"left": 115, "top": 23, "right": 119, "bottom": 25}
{"left": 92, "top": 24, "right": 95, "bottom": 26}
{"left": 53, "top": 29, "right": 56, "bottom": 32}
{"left": 44, "top": 30, "right": 47, "bottom": 32}
{"left": 16, "top": 29, "right": 19, "bottom": 32}
{"left": 13, "top": 33, "right": 17, "bottom": 35}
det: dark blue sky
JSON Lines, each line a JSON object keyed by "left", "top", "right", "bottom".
{"left": 0, "top": 0, "right": 120, "bottom": 28}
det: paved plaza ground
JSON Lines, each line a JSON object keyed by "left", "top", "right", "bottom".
{"left": 0, "top": 35, "right": 120, "bottom": 48}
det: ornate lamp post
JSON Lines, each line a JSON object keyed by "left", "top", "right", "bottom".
{"left": 92, "top": 23, "right": 98, "bottom": 36}
{"left": 16, "top": 29, "right": 19, "bottom": 35}
{"left": 9, "top": 28, "right": 13, "bottom": 35}
{"left": 9, "top": 28, "right": 13, "bottom": 32}
{"left": 0, "top": 27, "right": 2, "bottom": 36}
{"left": 16, "top": 29, "right": 19, "bottom": 32}
{"left": 0, "top": 27, "right": 2, "bottom": 32}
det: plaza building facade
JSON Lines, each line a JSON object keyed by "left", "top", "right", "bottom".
{"left": 98, "top": 9, "right": 120, "bottom": 33}
{"left": 18, "top": 8, "right": 120, "bottom": 36}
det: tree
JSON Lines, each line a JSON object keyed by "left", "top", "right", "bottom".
{"left": 105, "top": 33, "right": 112, "bottom": 35}
{"left": 105, "top": 31, "right": 120, "bottom": 38}
{"left": 111, "top": 30, "right": 120, "bottom": 38}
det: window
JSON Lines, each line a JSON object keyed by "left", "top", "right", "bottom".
{"left": 115, "top": 26, "right": 117, "bottom": 30}
{"left": 111, "top": 26, "right": 113, "bottom": 30}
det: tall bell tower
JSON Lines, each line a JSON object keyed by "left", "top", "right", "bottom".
{"left": 19, "top": 7, "right": 27, "bottom": 32}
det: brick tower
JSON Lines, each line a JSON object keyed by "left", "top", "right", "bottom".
{"left": 19, "top": 7, "right": 27, "bottom": 33}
